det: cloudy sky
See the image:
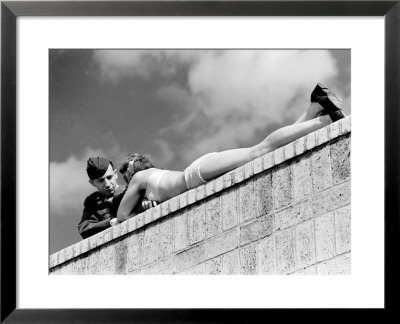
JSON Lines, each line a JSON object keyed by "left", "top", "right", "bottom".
{"left": 49, "top": 49, "right": 351, "bottom": 254}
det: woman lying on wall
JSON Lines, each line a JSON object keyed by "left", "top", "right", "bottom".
{"left": 116, "top": 83, "right": 345, "bottom": 222}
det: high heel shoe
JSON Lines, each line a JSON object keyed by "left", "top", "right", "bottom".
{"left": 311, "top": 83, "right": 345, "bottom": 121}
{"left": 324, "top": 109, "right": 345, "bottom": 122}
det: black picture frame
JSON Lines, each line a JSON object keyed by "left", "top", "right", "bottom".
{"left": 1, "top": 0, "right": 399, "bottom": 322}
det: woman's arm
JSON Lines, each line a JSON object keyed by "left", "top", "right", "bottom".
{"left": 117, "top": 175, "right": 144, "bottom": 222}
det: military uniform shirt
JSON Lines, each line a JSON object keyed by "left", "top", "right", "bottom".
{"left": 78, "top": 186, "right": 126, "bottom": 239}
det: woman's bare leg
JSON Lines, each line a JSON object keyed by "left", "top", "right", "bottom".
{"left": 200, "top": 114, "right": 331, "bottom": 181}
{"left": 295, "top": 102, "right": 324, "bottom": 123}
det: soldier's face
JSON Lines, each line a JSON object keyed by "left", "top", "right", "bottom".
{"left": 90, "top": 165, "right": 118, "bottom": 196}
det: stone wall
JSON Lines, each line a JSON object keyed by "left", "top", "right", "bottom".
{"left": 50, "top": 116, "right": 351, "bottom": 275}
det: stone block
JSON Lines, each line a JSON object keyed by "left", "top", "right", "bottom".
{"left": 234, "top": 166, "right": 245, "bottom": 184}
{"left": 255, "top": 173, "right": 273, "bottom": 218}
{"left": 335, "top": 205, "right": 351, "bottom": 254}
{"left": 263, "top": 152, "right": 274, "bottom": 170}
{"left": 314, "top": 212, "right": 335, "bottom": 262}
{"left": 120, "top": 220, "right": 128, "bottom": 237}
{"left": 188, "top": 204, "right": 206, "bottom": 245}
{"left": 161, "top": 201, "right": 169, "bottom": 217}
{"left": 86, "top": 251, "right": 100, "bottom": 275}
{"left": 178, "top": 263, "right": 206, "bottom": 275}
{"left": 188, "top": 188, "right": 196, "bottom": 205}
{"left": 222, "top": 188, "right": 239, "bottom": 230}
{"left": 196, "top": 184, "right": 205, "bottom": 201}
{"left": 103, "top": 227, "right": 112, "bottom": 244}
{"left": 215, "top": 176, "right": 224, "bottom": 192}
{"left": 329, "top": 121, "right": 340, "bottom": 139}
{"left": 71, "top": 257, "right": 87, "bottom": 275}
{"left": 152, "top": 205, "right": 162, "bottom": 222}
{"left": 205, "top": 257, "right": 223, "bottom": 275}
{"left": 272, "top": 164, "right": 293, "bottom": 210}
{"left": 179, "top": 193, "right": 188, "bottom": 209}
{"left": 222, "top": 249, "right": 239, "bottom": 275}
{"left": 73, "top": 242, "right": 81, "bottom": 258}
{"left": 316, "top": 126, "right": 329, "bottom": 146}
{"left": 292, "top": 154, "right": 312, "bottom": 202}
{"left": 205, "top": 196, "right": 222, "bottom": 238}
{"left": 306, "top": 132, "right": 316, "bottom": 150}
{"left": 112, "top": 225, "right": 121, "bottom": 241}
{"left": 240, "top": 214, "right": 273, "bottom": 246}
{"left": 59, "top": 262, "right": 73, "bottom": 275}
{"left": 274, "top": 147, "right": 285, "bottom": 165}
{"left": 240, "top": 243, "right": 257, "bottom": 275}
{"left": 244, "top": 161, "right": 254, "bottom": 180}
{"left": 142, "top": 224, "right": 158, "bottom": 266}
{"left": 59, "top": 248, "right": 66, "bottom": 264}
{"left": 88, "top": 235, "right": 97, "bottom": 251}
{"left": 223, "top": 171, "right": 233, "bottom": 188}
{"left": 99, "top": 244, "right": 116, "bottom": 274}
{"left": 126, "top": 230, "right": 144, "bottom": 272}
{"left": 141, "top": 257, "right": 174, "bottom": 275}
{"left": 174, "top": 243, "right": 206, "bottom": 273}
{"left": 253, "top": 157, "right": 263, "bottom": 175}
{"left": 258, "top": 235, "right": 276, "bottom": 275}
{"left": 49, "top": 253, "right": 58, "bottom": 268}
{"left": 240, "top": 180, "right": 256, "bottom": 223}
{"left": 206, "top": 228, "right": 238, "bottom": 259}
{"left": 275, "top": 228, "right": 296, "bottom": 274}
{"left": 330, "top": 136, "right": 351, "bottom": 185}
{"left": 341, "top": 116, "right": 351, "bottom": 134}
{"left": 127, "top": 216, "right": 137, "bottom": 233}
{"left": 295, "top": 220, "right": 316, "bottom": 270}
{"left": 136, "top": 213, "right": 145, "bottom": 228}
{"left": 81, "top": 239, "right": 89, "bottom": 255}
{"left": 317, "top": 253, "right": 351, "bottom": 275}
{"left": 295, "top": 136, "right": 306, "bottom": 156}
{"left": 311, "top": 146, "right": 333, "bottom": 193}
{"left": 115, "top": 240, "right": 128, "bottom": 274}
{"left": 168, "top": 197, "right": 178, "bottom": 214}
{"left": 205, "top": 181, "right": 216, "bottom": 196}
{"left": 284, "top": 142, "right": 295, "bottom": 161}
{"left": 313, "top": 182, "right": 351, "bottom": 217}
{"left": 174, "top": 211, "right": 189, "bottom": 252}
{"left": 158, "top": 217, "right": 175, "bottom": 259}
{"left": 65, "top": 246, "right": 73, "bottom": 261}
{"left": 274, "top": 199, "right": 313, "bottom": 231}
{"left": 144, "top": 209, "right": 153, "bottom": 225}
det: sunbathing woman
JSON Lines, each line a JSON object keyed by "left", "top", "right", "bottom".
{"left": 117, "top": 83, "right": 345, "bottom": 222}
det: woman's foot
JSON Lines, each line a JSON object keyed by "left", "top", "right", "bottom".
{"left": 311, "top": 83, "right": 345, "bottom": 122}
{"left": 324, "top": 109, "right": 346, "bottom": 122}
{"left": 311, "top": 83, "right": 344, "bottom": 112}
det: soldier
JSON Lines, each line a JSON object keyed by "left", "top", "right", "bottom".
{"left": 78, "top": 157, "right": 125, "bottom": 238}
{"left": 78, "top": 157, "right": 156, "bottom": 238}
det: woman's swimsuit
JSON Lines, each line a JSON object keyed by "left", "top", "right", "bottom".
{"left": 145, "top": 169, "right": 170, "bottom": 202}
{"left": 183, "top": 152, "right": 217, "bottom": 190}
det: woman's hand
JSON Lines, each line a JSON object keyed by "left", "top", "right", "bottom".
{"left": 110, "top": 218, "right": 119, "bottom": 226}
{"left": 142, "top": 198, "right": 158, "bottom": 210}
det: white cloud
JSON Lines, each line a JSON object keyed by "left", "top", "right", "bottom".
{"left": 92, "top": 49, "right": 202, "bottom": 83}
{"left": 92, "top": 49, "right": 341, "bottom": 166}
{"left": 50, "top": 147, "right": 124, "bottom": 218}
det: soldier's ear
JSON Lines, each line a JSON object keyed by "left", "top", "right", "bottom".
{"left": 114, "top": 169, "right": 118, "bottom": 179}
{"left": 89, "top": 179, "right": 95, "bottom": 187}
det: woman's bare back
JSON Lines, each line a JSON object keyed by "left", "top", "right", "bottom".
{"left": 143, "top": 168, "right": 187, "bottom": 202}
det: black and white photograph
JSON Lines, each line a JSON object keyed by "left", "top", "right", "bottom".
{"left": 49, "top": 49, "right": 351, "bottom": 275}
{"left": 3, "top": 0, "right": 398, "bottom": 319}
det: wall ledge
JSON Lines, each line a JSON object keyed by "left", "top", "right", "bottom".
{"left": 50, "top": 116, "right": 351, "bottom": 269}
